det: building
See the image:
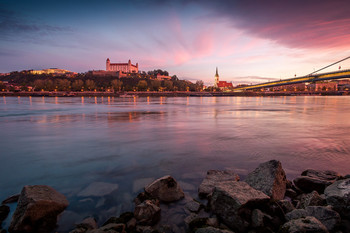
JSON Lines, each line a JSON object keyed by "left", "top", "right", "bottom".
{"left": 156, "top": 74, "right": 171, "bottom": 80}
{"left": 106, "top": 58, "right": 138, "bottom": 73}
{"left": 214, "top": 67, "right": 233, "bottom": 90}
{"left": 30, "top": 68, "right": 77, "bottom": 77}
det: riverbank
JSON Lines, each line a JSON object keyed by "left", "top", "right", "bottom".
{"left": 1, "top": 91, "right": 349, "bottom": 97}
{"left": 1, "top": 160, "right": 349, "bottom": 233}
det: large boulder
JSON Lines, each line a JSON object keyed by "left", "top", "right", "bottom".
{"left": 306, "top": 206, "right": 341, "bottom": 232}
{"left": 210, "top": 181, "right": 269, "bottom": 232}
{"left": 245, "top": 160, "right": 286, "bottom": 200}
{"left": 285, "top": 209, "right": 308, "bottom": 221}
{"left": 134, "top": 200, "right": 160, "bottom": 225}
{"left": 293, "top": 169, "right": 339, "bottom": 194}
{"left": 198, "top": 170, "right": 239, "bottom": 198}
{"left": 0, "top": 205, "right": 10, "bottom": 225}
{"left": 145, "top": 176, "right": 184, "bottom": 202}
{"left": 280, "top": 216, "right": 329, "bottom": 233}
{"left": 324, "top": 178, "right": 350, "bottom": 218}
{"left": 9, "top": 185, "right": 68, "bottom": 233}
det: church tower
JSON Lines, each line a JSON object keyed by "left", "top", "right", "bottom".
{"left": 214, "top": 67, "right": 219, "bottom": 88}
{"left": 106, "top": 58, "right": 110, "bottom": 71}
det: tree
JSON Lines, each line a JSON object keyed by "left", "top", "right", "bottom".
{"left": 195, "top": 80, "right": 204, "bottom": 91}
{"left": 162, "top": 80, "right": 173, "bottom": 91}
{"left": 111, "top": 79, "right": 123, "bottom": 92}
{"left": 72, "top": 80, "right": 84, "bottom": 91}
{"left": 45, "top": 80, "right": 55, "bottom": 91}
{"left": 85, "top": 79, "right": 96, "bottom": 91}
{"left": 150, "top": 80, "right": 161, "bottom": 91}
{"left": 137, "top": 80, "right": 148, "bottom": 91}
{"left": 33, "top": 79, "right": 45, "bottom": 91}
{"left": 56, "top": 79, "right": 71, "bottom": 91}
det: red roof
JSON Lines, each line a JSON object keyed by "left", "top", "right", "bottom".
{"left": 217, "top": 81, "right": 233, "bottom": 88}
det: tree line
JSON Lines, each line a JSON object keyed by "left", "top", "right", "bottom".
{"left": 0, "top": 70, "right": 205, "bottom": 92}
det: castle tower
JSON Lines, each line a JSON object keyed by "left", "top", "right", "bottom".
{"left": 128, "top": 59, "right": 131, "bottom": 73}
{"left": 214, "top": 67, "right": 219, "bottom": 88}
{"left": 106, "top": 58, "right": 110, "bottom": 71}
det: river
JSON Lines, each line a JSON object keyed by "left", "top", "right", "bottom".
{"left": 0, "top": 96, "right": 349, "bottom": 231}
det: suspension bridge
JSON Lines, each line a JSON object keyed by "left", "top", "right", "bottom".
{"left": 233, "top": 56, "right": 350, "bottom": 91}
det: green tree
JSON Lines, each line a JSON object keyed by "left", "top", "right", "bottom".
{"left": 72, "top": 80, "right": 84, "bottom": 91}
{"left": 111, "top": 79, "right": 123, "bottom": 92}
{"left": 85, "top": 79, "right": 96, "bottom": 91}
{"left": 137, "top": 80, "right": 148, "bottom": 91}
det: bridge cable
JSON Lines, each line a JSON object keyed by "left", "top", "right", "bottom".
{"left": 307, "top": 56, "right": 350, "bottom": 76}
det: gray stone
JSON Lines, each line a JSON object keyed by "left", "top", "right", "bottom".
{"left": 77, "top": 182, "right": 119, "bottom": 197}
{"left": 145, "top": 175, "right": 184, "bottom": 202}
{"left": 198, "top": 170, "right": 239, "bottom": 198}
{"left": 134, "top": 199, "right": 160, "bottom": 225}
{"left": 210, "top": 181, "right": 269, "bottom": 232}
{"left": 185, "top": 200, "right": 201, "bottom": 213}
{"left": 324, "top": 178, "right": 350, "bottom": 218}
{"left": 306, "top": 206, "right": 341, "bottom": 232}
{"left": 280, "top": 216, "right": 329, "bottom": 233}
{"left": 285, "top": 209, "right": 308, "bottom": 221}
{"left": 9, "top": 185, "right": 69, "bottom": 233}
{"left": 251, "top": 209, "right": 264, "bottom": 227}
{"left": 301, "top": 169, "right": 340, "bottom": 181}
{"left": 299, "top": 190, "right": 325, "bottom": 209}
{"left": 195, "top": 226, "right": 234, "bottom": 233}
{"left": 245, "top": 160, "right": 287, "bottom": 200}
{"left": 285, "top": 188, "right": 298, "bottom": 199}
{"left": 206, "top": 217, "right": 219, "bottom": 228}
{"left": 293, "top": 169, "right": 339, "bottom": 194}
{"left": 277, "top": 199, "right": 295, "bottom": 214}
{"left": 77, "top": 217, "right": 98, "bottom": 230}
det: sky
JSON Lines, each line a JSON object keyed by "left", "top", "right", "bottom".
{"left": 1, "top": 0, "right": 350, "bottom": 85}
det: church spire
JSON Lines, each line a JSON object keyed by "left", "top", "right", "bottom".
{"left": 215, "top": 67, "right": 219, "bottom": 77}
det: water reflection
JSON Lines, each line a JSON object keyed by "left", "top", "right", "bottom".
{"left": 1, "top": 96, "right": 350, "bottom": 231}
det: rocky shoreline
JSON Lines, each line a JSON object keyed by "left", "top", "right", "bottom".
{"left": 1, "top": 160, "right": 349, "bottom": 233}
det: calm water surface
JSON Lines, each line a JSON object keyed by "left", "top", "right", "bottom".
{"left": 0, "top": 96, "right": 349, "bottom": 231}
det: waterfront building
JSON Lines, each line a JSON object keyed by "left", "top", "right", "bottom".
{"left": 156, "top": 74, "right": 172, "bottom": 80}
{"left": 30, "top": 68, "right": 77, "bottom": 77}
{"left": 106, "top": 58, "right": 138, "bottom": 73}
{"left": 214, "top": 67, "right": 233, "bottom": 90}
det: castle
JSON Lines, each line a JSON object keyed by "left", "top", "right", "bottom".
{"left": 106, "top": 58, "right": 138, "bottom": 73}
{"left": 214, "top": 67, "right": 233, "bottom": 90}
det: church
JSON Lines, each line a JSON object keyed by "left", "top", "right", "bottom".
{"left": 106, "top": 58, "right": 139, "bottom": 73}
{"left": 214, "top": 67, "right": 233, "bottom": 90}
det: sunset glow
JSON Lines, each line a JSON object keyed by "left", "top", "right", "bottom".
{"left": 1, "top": 0, "right": 350, "bottom": 85}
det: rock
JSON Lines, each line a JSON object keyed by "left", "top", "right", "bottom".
{"left": 293, "top": 169, "right": 339, "bottom": 194}
{"left": 301, "top": 169, "right": 340, "bottom": 181}
{"left": 134, "top": 200, "right": 160, "bottom": 225}
{"left": 280, "top": 216, "right": 329, "bottom": 233}
{"left": 89, "top": 223, "right": 125, "bottom": 233}
{"left": 285, "top": 188, "right": 298, "bottom": 199}
{"left": 2, "top": 194, "right": 20, "bottom": 204}
{"left": 135, "top": 225, "right": 153, "bottom": 233}
{"left": 77, "top": 182, "right": 119, "bottom": 197}
{"left": 9, "top": 185, "right": 69, "bottom": 233}
{"left": 184, "top": 213, "right": 198, "bottom": 227}
{"left": 188, "top": 217, "right": 209, "bottom": 231}
{"left": 80, "top": 217, "right": 98, "bottom": 229}
{"left": 306, "top": 206, "right": 341, "bottom": 232}
{"left": 103, "top": 212, "right": 134, "bottom": 226}
{"left": 251, "top": 209, "right": 264, "bottom": 228}
{"left": 206, "top": 217, "right": 219, "bottom": 228}
{"left": 198, "top": 170, "right": 239, "bottom": 198}
{"left": 245, "top": 160, "right": 287, "bottom": 200}
{"left": 210, "top": 181, "right": 270, "bottom": 232}
{"left": 0, "top": 205, "right": 10, "bottom": 225}
{"left": 299, "top": 190, "right": 325, "bottom": 208}
{"left": 195, "top": 226, "right": 234, "bottom": 233}
{"left": 345, "top": 174, "right": 350, "bottom": 179}
{"left": 185, "top": 200, "right": 201, "bottom": 213}
{"left": 126, "top": 217, "right": 137, "bottom": 230}
{"left": 145, "top": 175, "right": 184, "bottom": 202}
{"left": 285, "top": 209, "right": 308, "bottom": 221}
{"left": 324, "top": 178, "right": 350, "bottom": 218}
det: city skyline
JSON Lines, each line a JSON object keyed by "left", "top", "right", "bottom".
{"left": 1, "top": 0, "right": 350, "bottom": 85}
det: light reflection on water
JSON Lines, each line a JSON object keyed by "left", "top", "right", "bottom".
{"left": 0, "top": 96, "right": 350, "bottom": 230}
